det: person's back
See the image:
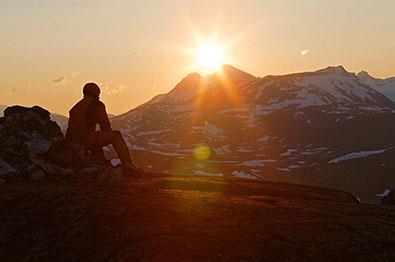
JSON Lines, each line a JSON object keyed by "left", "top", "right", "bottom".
{"left": 66, "top": 95, "right": 110, "bottom": 145}
{"left": 66, "top": 83, "right": 134, "bottom": 170}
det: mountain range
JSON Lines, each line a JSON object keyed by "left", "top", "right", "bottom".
{"left": 110, "top": 65, "right": 395, "bottom": 203}
{"left": 2, "top": 65, "right": 394, "bottom": 202}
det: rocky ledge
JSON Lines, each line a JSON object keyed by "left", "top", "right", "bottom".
{"left": 0, "top": 105, "right": 129, "bottom": 184}
{"left": 1, "top": 176, "right": 395, "bottom": 261}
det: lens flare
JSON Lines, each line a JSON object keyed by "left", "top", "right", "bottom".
{"left": 193, "top": 144, "right": 211, "bottom": 160}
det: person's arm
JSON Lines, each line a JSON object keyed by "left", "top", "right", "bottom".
{"left": 96, "top": 102, "right": 112, "bottom": 131}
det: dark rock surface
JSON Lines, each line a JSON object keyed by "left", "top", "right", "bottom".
{"left": 1, "top": 176, "right": 395, "bottom": 261}
{"left": 382, "top": 190, "right": 395, "bottom": 205}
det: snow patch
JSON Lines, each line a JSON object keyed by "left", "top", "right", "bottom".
{"left": 194, "top": 170, "right": 224, "bottom": 177}
{"left": 258, "top": 135, "right": 270, "bottom": 142}
{"left": 238, "top": 159, "right": 276, "bottom": 167}
{"left": 136, "top": 129, "right": 171, "bottom": 137}
{"left": 281, "top": 148, "right": 298, "bottom": 157}
{"left": 212, "top": 145, "right": 231, "bottom": 155}
{"left": 111, "top": 158, "right": 121, "bottom": 166}
{"left": 328, "top": 147, "right": 392, "bottom": 164}
{"left": 376, "top": 189, "right": 391, "bottom": 198}
{"left": 193, "top": 121, "right": 224, "bottom": 136}
{"left": 231, "top": 170, "right": 257, "bottom": 180}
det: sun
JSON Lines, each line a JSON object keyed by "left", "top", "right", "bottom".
{"left": 194, "top": 41, "right": 225, "bottom": 75}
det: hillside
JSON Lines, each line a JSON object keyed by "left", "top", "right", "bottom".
{"left": 2, "top": 175, "right": 395, "bottom": 261}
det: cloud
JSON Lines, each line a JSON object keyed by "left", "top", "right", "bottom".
{"left": 102, "top": 84, "right": 126, "bottom": 95}
{"left": 52, "top": 76, "right": 65, "bottom": 83}
{"left": 26, "top": 81, "right": 33, "bottom": 90}
{"left": 71, "top": 72, "right": 80, "bottom": 77}
{"left": 51, "top": 76, "right": 72, "bottom": 85}
{"left": 301, "top": 49, "right": 310, "bottom": 56}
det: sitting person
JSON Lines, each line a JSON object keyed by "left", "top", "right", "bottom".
{"left": 66, "top": 83, "right": 135, "bottom": 172}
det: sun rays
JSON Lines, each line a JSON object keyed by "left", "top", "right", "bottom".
{"left": 166, "top": 28, "right": 260, "bottom": 177}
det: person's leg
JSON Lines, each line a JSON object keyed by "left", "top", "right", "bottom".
{"left": 90, "top": 144, "right": 106, "bottom": 161}
{"left": 93, "top": 130, "right": 132, "bottom": 165}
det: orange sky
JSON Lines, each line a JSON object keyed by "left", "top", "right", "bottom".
{"left": 1, "top": 0, "right": 394, "bottom": 116}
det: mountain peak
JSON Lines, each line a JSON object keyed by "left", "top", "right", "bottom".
{"left": 221, "top": 64, "right": 256, "bottom": 79}
{"left": 164, "top": 72, "right": 205, "bottom": 102}
{"left": 173, "top": 72, "right": 203, "bottom": 91}
{"left": 357, "top": 70, "right": 374, "bottom": 79}
{"left": 181, "top": 72, "right": 202, "bottom": 84}
{"left": 161, "top": 65, "right": 257, "bottom": 103}
{"left": 316, "top": 65, "right": 349, "bottom": 75}
{"left": 207, "top": 64, "right": 257, "bottom": 84}
{"left": 357, "top": 70, "right": 379, "bottom": 87}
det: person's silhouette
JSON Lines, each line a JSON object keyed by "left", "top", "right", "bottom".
{"left": 66, "top": 83, "right": 133, "bottom": 169}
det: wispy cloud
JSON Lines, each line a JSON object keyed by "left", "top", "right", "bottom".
{"left": 71, "top": 72, "right": 80, "bottom": 77}
{"left": 26, "top": 81, "right": 33, "bottom": 90}
{"left": 301, "top": 49, "right": 310, "bottom": 56}
{"left": 51, "top": 76, "right": 72, "bottom": 85}
{"left": 102, "top": 84, "right": 126, "bottom": 95}
{"left": 52, "top": 76, "right": 66, "bottom": 83}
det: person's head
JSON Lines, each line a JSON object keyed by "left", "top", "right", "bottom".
{"left": 83, "top": 83, "right": 100, "bottom": 99}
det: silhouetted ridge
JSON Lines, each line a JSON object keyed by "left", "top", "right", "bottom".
{"left": 173, "top": 72, "right": 203, "bottom": 91}
{"left": 219, "top": 64, "right": 257, "bottom": 82}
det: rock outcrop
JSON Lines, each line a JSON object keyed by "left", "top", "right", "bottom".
{"left": 0, "top": 105, "right": 125, "bottom": 183}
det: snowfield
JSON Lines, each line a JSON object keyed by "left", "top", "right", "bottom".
{"left": 231, "top": 170, "right": 257, "bottom": 180}
{"left": 328, "top": 147, "right": 393, "bottom": 164}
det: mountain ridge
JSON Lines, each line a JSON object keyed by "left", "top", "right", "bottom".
{"left": 357, "top": 70, "right": 395, "bottom": 102}
{"left": 115, "top": 64, "right": 395, "bottom": 119}
{"left": 110, "top": 64, "right": 395, "bottom": 203}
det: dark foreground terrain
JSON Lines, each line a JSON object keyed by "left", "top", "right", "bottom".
{"left": 1, "top": 175, "right": 395, "bottom": 261}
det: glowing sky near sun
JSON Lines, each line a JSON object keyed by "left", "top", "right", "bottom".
{"left": 0, "top": 0, "right": 394, "bottom": 115}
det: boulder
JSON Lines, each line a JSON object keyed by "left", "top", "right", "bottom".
{"left": 4, "top": 105, "right": 50, "bottom": 121}
{"left": 25, "top": 138, "right": 52, "bottom": 154}
{"left": 0, "top": 105, "right": 143, "bottom": 182}
{"left": 29, "top": 153, "right": 73, "bottom": 177}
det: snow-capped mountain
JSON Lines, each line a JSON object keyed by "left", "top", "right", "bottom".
{"left": 0, "top": 105, "right": 7, "bottom": 116}
{"left": 50, "top": 113, "right": 69, "bottom": 132}
{"left": 357, "top": 71, "right": 395, "bottom": 102}
{"left": 111, "top": 65, "right": 395, "bottom": 202}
